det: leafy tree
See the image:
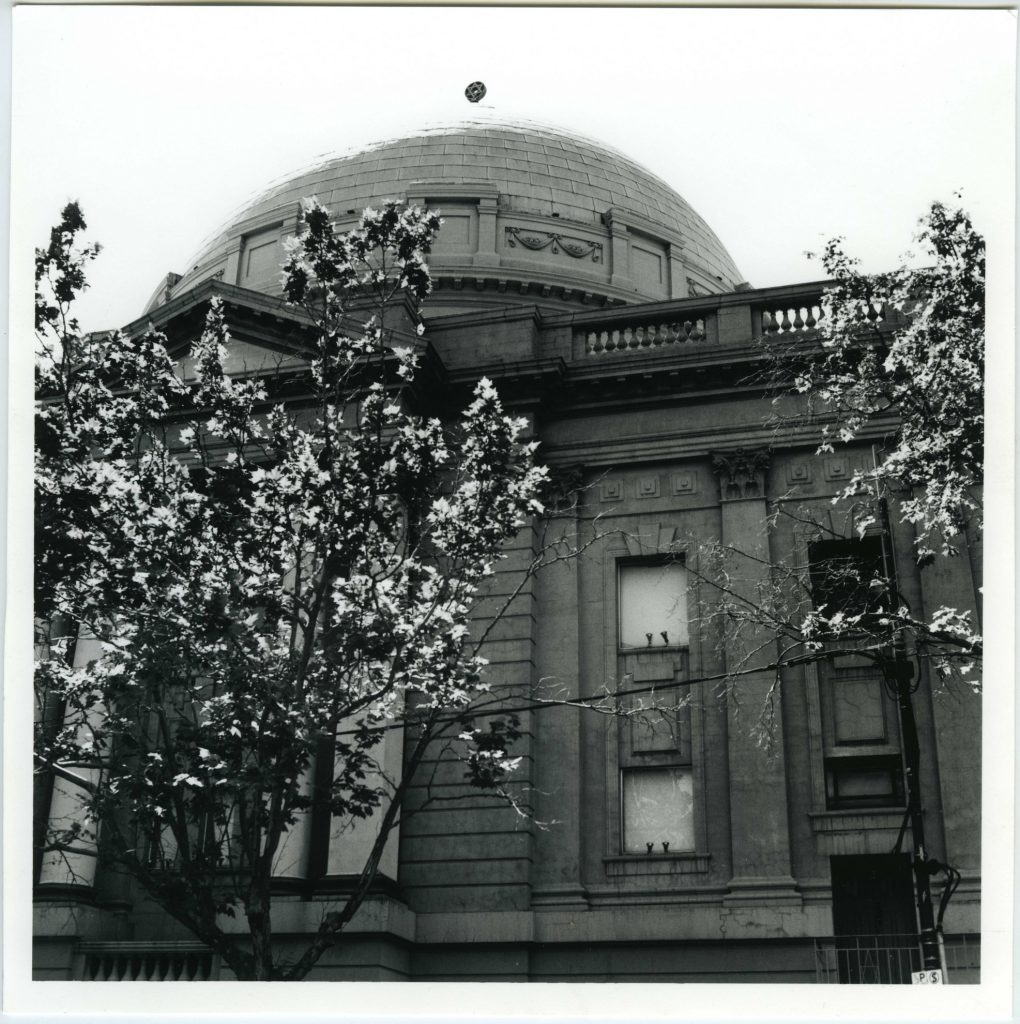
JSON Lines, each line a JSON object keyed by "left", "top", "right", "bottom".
{"left": 685, "top": 201, "right": 984, "bottom": 972}
{"left": 34, "top": 200, "right": 552, "bottom": 980}
{"left": 697, "top": 200, "right": 983, "bottom": 698}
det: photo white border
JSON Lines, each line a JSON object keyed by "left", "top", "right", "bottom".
{"left": 3, "top": 5, "right": 1014, "bottom": 1020}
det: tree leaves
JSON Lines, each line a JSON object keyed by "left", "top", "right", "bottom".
{"left": 34, "top": 200, "right": 546, "bottom": 979}
{"left": 750, "top": 199, "right": 984, "bottom": 687}
{"left": 793, "top": 200, "right": 984, "bottom": 559}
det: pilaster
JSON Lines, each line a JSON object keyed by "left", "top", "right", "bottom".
{"left": 475, "top": 197, "right": 500, "bottom": 269}
{"left": 605, "top": 212, "right": 634, "bottom": 292}
{"left": 532, "top": 468, "right": 587, "bottom": 907}
{"left": 224, "top": 238, "right": 243, "bottom": 287}
{"left": 37, "top": 632, "right": 104, "bottom": 888}
{"left": 667, "top": 246, "right": 688, "bottom": 300}
{"left": 711, "top": 449, "right": 799, "bottom": 906}
{"left": 916, "top": 533, "right": 982, "bottom": 873}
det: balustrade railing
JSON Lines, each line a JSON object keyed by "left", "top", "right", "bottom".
{"left": 759, "top": 301, "right": 825, "bottom": 335}
{"left": 761, "top": 301, "right": 823, "bottom": 337}
{"left": 758, "top": 299, "right": 885, "bottom": 336}
{"left": 570, "top": 285, "right": 894, "bottom": 358}
{"left": 80, "top": 943, "right": 217, "bottom": 981}
{"left": 580, "top": 317, "right": 711, "bottom": 355}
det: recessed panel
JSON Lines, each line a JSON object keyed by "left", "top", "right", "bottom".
{"left": 434, "top": 213, "right": 472, "bottom": 251}
{"left": 622, "top": 767, "right": 694, "bottom": 853}
{"left": 242, "top": 230, "right": 282, "bottom": 284}
{"left": 630, "top": 243, "right": 665, "bottom": 292}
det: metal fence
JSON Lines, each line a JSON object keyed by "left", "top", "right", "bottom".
{"left": 814, "top": 934, "right": 980, "bottom": 984}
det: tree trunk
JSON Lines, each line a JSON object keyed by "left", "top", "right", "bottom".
{"left": 246, "top": 882, "right": 276, "bottom": 980}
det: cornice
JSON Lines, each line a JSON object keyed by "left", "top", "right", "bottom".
{"left": 539, "top": 418, "right": 901, "bottom": 470}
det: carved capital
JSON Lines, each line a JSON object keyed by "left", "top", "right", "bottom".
{"left": 543, "top": 464, "right": 586, "bottom": 513}
{"left": 711, "top": 448, "right": 771, "bottom": 501}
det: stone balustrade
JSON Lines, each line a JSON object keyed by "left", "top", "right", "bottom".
{"left": 759, "top": 302, "right": 825, "bottom": 335}
{"left": 758, "top": 298, "right": 886, "bottom": 337}
{"left": 80, "top": 943, "right": 217, "bottom": 981}
{"left": 580, "top": 317, "right": 712, "bottom": 355}
{"left": 568, "top": 283, "right": 835, "bottom": 358}
{"left": 456, "top": 282, "right": 899, "bottom": 365}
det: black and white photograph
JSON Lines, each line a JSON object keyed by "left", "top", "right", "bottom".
{"left": 4, "top": 5, "right": 1014, "bottom": 1019}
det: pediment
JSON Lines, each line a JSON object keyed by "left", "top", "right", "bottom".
{"left": 175, "top": 336, "right": 307, "bottom": 382}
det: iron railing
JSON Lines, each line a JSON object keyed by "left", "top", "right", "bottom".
{"left": 814, "top": 933, "right": 980, "bottom": 984}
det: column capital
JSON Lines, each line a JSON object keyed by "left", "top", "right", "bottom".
{"left": 542, "top": 463, "right": 586, "bottom": 514}
{"left": 711, "top": 448, "right": 771, "bottom": 501}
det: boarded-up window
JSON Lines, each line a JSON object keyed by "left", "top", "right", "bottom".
{"left": 622, "top": 766, "right": 694, "bottom": 853}
{"left": 832, "top": 676, "right": 888, "bottom": 744}
{"left": 619, "top": 562, "right": 688, "bottom": 649}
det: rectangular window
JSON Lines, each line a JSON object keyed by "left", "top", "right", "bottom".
{"left": 809, "top": 537, "right": 904, "bottom": 810}
{"left": 621, "top": 766, "right": 694, "bottom": 853}
{"left": 619, "top": 561, "right": 688, "bottom": 650}
{"left": 826, "top": 755, "right": 905, "bottom": 810}
{"left": 808, "top": 536, "right": 889, "bottom": 620}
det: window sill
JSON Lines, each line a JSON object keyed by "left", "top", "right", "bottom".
{"left": 809, "top": 807, "right": 908, "bottom": 828}
{"left": 618, "top": 646, "right": 690, "bottom": 655}
{"left": 825, "top": 745, "right": 900, "bottom": 759}
{"left": 604, "top": 853, "right": 710, "bottom": 879}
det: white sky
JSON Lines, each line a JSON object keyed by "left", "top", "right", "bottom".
{"left": 4, "top": 7, "right": 1017, "bottom": 1020}
{"left": 11, "top": 6, "right": 1015, "bottom": 334}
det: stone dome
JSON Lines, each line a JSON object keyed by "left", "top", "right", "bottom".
{"left": 151, "top": 118, "right": 746, "bottom": 315}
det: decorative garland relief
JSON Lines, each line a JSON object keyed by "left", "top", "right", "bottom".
{"left": 504, "top": 226, "right": 603, "bottom": 263}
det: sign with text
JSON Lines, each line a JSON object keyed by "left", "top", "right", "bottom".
{"left": 911, "top": 969, "right": 944, "bottom": 985}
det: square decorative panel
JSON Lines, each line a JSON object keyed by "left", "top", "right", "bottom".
{"left": 824, "top": 457, "right": 850, "bottom": 481}
{"left": 671, "top": 471, "right": 697, "bottom": 495}
{"left": 637, "top": 476, "right": 661, "bottom": 499}
{"left": 600, "top": 480, "right": 623, "bottom": 502}
{"left": 787, "top": 462, "right": 812, "bottom": 485}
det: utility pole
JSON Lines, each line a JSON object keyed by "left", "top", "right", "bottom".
{"left": 877, "top": 496, "right": 942, "bottom": 975}
{"left": 884, "top": 655, "right": 941, "bottom": 973}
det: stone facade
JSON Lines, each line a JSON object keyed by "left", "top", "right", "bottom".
{"left": 34, "top": 120, "right": 981, "bottom": 983}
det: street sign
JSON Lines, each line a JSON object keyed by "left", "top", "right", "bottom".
{"left": 911, "top": 969, "right": 944, "bottom": 984}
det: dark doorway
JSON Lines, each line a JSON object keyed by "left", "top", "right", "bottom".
{"left": 830, "top": 854, "right": 917, "bottom": 983}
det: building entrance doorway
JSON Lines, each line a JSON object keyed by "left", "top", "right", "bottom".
{"left": 830, "top": 854, "right": 917, "bottom": 983}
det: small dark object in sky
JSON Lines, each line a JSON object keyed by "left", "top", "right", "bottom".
{"left": 465, "top": 81, "right": 487, "bottom": 104}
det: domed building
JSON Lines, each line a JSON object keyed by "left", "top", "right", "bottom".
{"left": 147, "top": 119, "right": 747, "bottom": 317}
{"left": 34, "top": 118, "right": 981, "bottom": 984}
